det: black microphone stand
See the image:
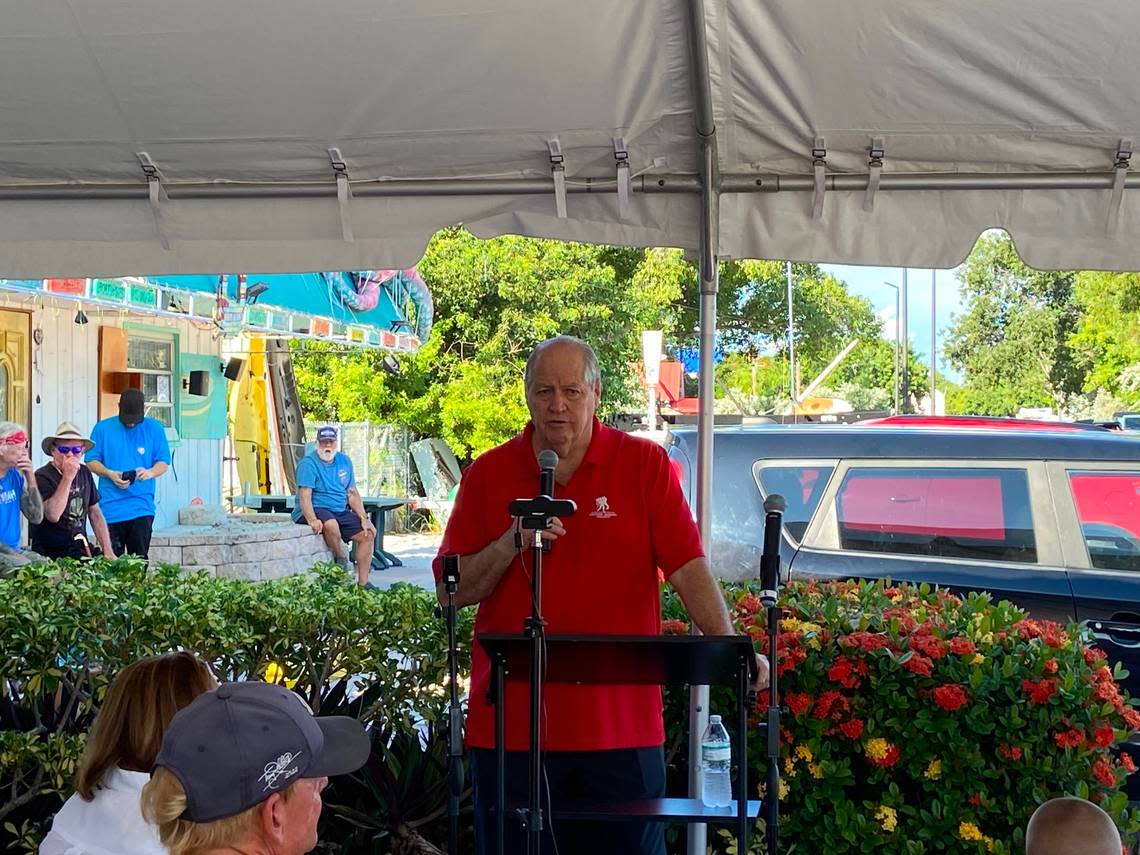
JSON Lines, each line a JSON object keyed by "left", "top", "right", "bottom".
{"left": 440, "top": 554, "right": 464, "bottom": 855}
{"left": 758, "top": 495, "right": 785, "bottom": 855}
{"left": 506, "top": 492, "right": 576, "bottom": 855}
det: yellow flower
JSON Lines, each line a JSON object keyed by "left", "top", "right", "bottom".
{"left": 865, "top": 738, "right": 890, "bottom": 762}
{"left": 983, "top": 836, "right": 995, "bottom": 852}
{"left": 795, "top": 745, "right": 813, "bottom": 763}
{"left": 799, "top": 621, "right": 823, "bottom": 635}
{"left": 959, "top": 822, "right": 983, "bottom": 842}
{"left": 780, "top": 617, "right": 802, "bottom": 632}
{"left": 875, "top": 805, "right": 898, "bottom": 832}
{"left": 971, "top": 653, "right": 986, "bottom": 665}
{"left": 783, "top": 756, "right": 797, "bottom": 776}
{"left": 980, "top": 632, "right": 994, "bottom": 645}
{"left": 778, "top": 779, "right": 789, "bottom": 799}
{"left": 924, "top": 759, "right": 942, "bottom": 781}
{"left": 808, "top": 762, "right": 823, "bottom": 779}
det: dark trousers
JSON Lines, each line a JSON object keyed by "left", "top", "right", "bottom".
{"left": 470, "top": 746, "right": 666, "bottom": 855}
{"left": 108, "top": 515, "right": 154, "bottom": 559}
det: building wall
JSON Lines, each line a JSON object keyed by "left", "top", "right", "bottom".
{"left": 27, "top": 302, "right": 223, "bottom": 531}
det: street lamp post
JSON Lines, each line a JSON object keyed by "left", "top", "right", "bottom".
{"left": 883, "top": 281, "right": 900, "bottom": 415}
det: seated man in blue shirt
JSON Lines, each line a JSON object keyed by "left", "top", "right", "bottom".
{"left": 0, "top": 421, "right": 44, "bottom": 576}
{"left": 293, "top": 426, "right": 377, "bottom": 588}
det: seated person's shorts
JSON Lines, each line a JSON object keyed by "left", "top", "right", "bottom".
{"left": 298, "top": 508, "right": 364, "bottom": 541}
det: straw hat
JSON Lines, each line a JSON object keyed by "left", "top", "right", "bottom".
{"left": 41, "top": 421, "right": 95, "bottom": 455}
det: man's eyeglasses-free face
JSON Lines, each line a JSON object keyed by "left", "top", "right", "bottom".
{"left": 54, "top": 445, "right": 85, "bottom": 455}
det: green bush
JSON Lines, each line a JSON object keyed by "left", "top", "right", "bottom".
{"left": 0, "top": 558, "right": 473, "bottom": 853}
{"left": 665, "top": 579, "right": 1140, "bottom": 853}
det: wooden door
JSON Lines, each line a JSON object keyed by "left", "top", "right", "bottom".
{"left": 0, "top": 310, "right": 31, "bottom": 429}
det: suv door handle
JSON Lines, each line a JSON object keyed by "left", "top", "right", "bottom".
{"left": 890, "top": 496, "right": 920, "bottom": 503}
{"left": 1090, "top": 616, "right": 1140, "bottom": 645}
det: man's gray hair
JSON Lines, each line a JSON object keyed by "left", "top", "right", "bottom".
{"left": 524, "top": 336, "right": 601, "bottom": 391}
{"left": 0, "top": 421, "right": 25, "bottom": 441}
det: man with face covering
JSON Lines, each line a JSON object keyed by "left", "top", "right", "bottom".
{"left": 86, "top": 389, "right": 171, "bottom": 559}
{"left": 292, "top": 426, "right": 376, "bottom": 587}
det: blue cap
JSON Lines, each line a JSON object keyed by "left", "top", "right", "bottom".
{"left": 316, "top": 426, "right": 337, "bottom": 442}
{"left": 155, "top": 682, "right": 369, "bottom": 822}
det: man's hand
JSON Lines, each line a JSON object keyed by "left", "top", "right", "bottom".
{"left": 14, "top": 453, "right": 33, "bottom": 481}
{"left": 308, "top": 518, "right": 324, "bottom": 535}
{"left": 752, "top": 653, "right": 771, "bottom": 692}
{"left": 59, "top": 455, "right": 81, "bottom": 480}
{"left": 360, "top": 517, "right": 377, "bottom": 537}
{"left": 108, "top": 472, "right": 130, "bottom": 489}
{"left": 135, "top": 467, "right": 154, "bottom": 482}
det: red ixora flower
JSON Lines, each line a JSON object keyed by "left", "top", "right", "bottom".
{"left": 841, "top": 631, "right": 891, "bottom": 652}
{"left": 1123, "top": 708, "right": 1140, "bottom": 730}
{"left": 785, "top": 692, "right": 812, "bottom": 717}
{"left": 949, "top": 636, "right": 977, "bottom": 656}
{"left": 1043, "top": 658, "right": 1059, "bottom": 674}
{"left": 1122, "top": 753, "right": 1137, "bottom": 774}
{"left": 812, "top": 690, "right": 849, "bottom": 721}
{"left": 967, "top": 793, "right": 983, "bottom": 806}
{"left": 1092, "top": 757, "right": 1117, "bottom": 788}
{"left": 837, "top": 718, "right": 864, "bottom": 740}
{"left": 661, "top": 619, "right": 689, "bottom": 636}
{"left": 902, "top": 653, "right": 934, "bottom": 678}
{"left": 827, "top": 656, "right": 868, "bottom": 689}
{"left": 932, "top": 684, "right": 969, "bottom": 712}
{"left": 1084, "top": 646, "right": 1108, "bottom": 666}
{"left": 1022, "top": 678, "right": 1057, "bottom": 705}
{"left": 997, "top": 744, "right": 1023, "bottom": 761}
{"left": 1093, "top": 725, "right": 1116, "bottom": 749}
{"left": 1054, "top": 729, "right": 1084, "bottom": 750}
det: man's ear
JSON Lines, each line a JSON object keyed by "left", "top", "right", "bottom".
{"left": 259, "top": 792, "right": 287, "bottom": 843}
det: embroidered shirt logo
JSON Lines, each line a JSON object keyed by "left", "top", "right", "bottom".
{"left": 259, "top": 750, "right": 303, "bottom": 791}
{"left": 589, "top": 496, "right": 617, "bottom": 519}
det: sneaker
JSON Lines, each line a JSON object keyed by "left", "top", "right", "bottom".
{"left": 361, "top": 582, "right": 378, "bottom": 591}
{"left": 335, "top": 555, "right": 351, "bottom": 572}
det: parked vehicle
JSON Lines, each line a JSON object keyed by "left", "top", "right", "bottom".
{"left": 667, "top": 424, "right": 1140, "bottom": 697}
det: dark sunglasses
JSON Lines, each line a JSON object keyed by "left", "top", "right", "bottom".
{"left": 54, "top": 445, "right": 85, "bottom": 455}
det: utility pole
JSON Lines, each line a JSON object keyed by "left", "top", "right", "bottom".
{"left": 930, "top": 269, "right": 937, "bottom": 415}
{"left": 786, "top": 261, "right": 796, "bottom": 404}
{"left": 883, "top": 281, "right": 900, "bottom": 414}
{"left": 900, "top": 268, "right": 909, "bottom": 412}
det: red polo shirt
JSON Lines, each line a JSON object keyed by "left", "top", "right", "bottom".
{"left": 433, "top": 419, "right": 703, "bottom": 751}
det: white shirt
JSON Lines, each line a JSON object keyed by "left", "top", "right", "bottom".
{"left": 39, "top": 768, "right": 166, "bottom": 855}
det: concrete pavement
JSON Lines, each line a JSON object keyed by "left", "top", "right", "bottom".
{"left": 368, "top": 532, "right": 442, "bottom": 590}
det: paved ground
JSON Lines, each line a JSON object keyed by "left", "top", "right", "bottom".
{"left": 368, "top": 531, "right": 443, "bottom": 590}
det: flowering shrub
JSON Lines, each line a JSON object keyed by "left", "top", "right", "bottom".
{"left": 668, "top": 579, "right": 1140, "bottom": 853}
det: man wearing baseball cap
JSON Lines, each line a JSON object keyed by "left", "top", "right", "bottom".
{"left": 292, "top": 426, "right": 376, "bottom": 588}
{"left": 86, "top": 389, "right": 171, "bottom": 559}
{"left": 141, "top": 681, "right": 370, "bottom": 855}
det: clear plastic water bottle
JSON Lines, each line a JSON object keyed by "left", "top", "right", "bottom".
{"left": 700, "top": 714, "right": 732, "bottom": 808}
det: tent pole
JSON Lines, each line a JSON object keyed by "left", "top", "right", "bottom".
{"left": 685, "top": 0, "right": 719, "bottom": 852}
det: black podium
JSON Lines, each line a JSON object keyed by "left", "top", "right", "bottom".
{"left": 480, "top": 633, "right": 762, "bottom": 853}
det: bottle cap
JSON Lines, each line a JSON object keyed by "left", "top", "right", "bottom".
{"left": 709, "top": 714, "right": 721, "bottom": 723}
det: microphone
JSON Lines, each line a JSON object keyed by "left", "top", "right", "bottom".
{"left": 538, "top": 449, "right": 558, "bottom": 498}
{"left": 760, "top": 494, "right": 785, "bottom": 607}
{"left": 537, "top": 449, "right": 559, "bottom": 552}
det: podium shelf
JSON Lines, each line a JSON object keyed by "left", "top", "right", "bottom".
{"left": 533, "top": 797, "right": 762, "bottom": 823}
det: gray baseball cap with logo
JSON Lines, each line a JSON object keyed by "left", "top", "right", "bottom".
{"left": 154, "top": 681, "right": 370, "bottom": 823}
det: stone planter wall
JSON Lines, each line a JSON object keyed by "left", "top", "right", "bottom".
{"left": 150, "top": 516, "right": 335, "bottom": 581}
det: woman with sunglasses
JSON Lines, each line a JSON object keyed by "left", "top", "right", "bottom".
{"left": 29, "top": 422, "right": 116, "bottom": 560}
{"left": 0, "top": 420, "right": 44, "bottom": 576}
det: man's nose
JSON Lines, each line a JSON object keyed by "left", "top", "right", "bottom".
{"left": 549, "top": 391, "right": 569, "bottom": 411}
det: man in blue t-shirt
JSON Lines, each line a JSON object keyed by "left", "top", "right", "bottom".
{"left": 85, "top": 389, "right": 172, "bottom": 559}
{"left": 0, "top": 421, "right": 44, "bottom": 576}
{"left": 293, "top": 426, "right": 376, "bottom": 587}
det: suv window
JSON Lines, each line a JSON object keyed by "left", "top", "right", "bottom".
{"left": 836, "top": 467, "right": 1037, "bottom": 563}
{"left": 1069, "top": 471, "right": 1140, "bottom": 572}
{"left": 756, "top": 465, "right": 835, "bottom": 541}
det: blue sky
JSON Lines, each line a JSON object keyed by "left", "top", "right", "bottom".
{"left": 819, "top": 263, "right": 965, "bottom": 381}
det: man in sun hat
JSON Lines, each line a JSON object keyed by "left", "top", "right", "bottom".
{"left": 30, "top": 421, "right": 115, "bottom": 560}
{"left": 0, "top": 421, "right": 43, "bottom": 577}
{"left": 141, "top": 681, "right": 371, "bottom": 855}
{"left": 292, "top": 425, "right": 377, "bottom": 588}
{"left": 85, "top": 389, "right": 171, "bottom": 559}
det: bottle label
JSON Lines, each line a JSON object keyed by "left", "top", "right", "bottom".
{"left": 702, "top": 745, "right": 731, "bottom": 762}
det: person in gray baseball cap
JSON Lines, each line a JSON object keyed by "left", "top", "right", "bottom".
{"left": 140, "top": 681, "right": 370, "bottom": 855}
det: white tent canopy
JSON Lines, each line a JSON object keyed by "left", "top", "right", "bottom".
{"left": 3, "top": 0, "right": 1140, "bottom": 277}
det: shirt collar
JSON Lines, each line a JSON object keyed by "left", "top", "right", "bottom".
{"left": 516, "top": 417, "right": 617, "bottom": 471}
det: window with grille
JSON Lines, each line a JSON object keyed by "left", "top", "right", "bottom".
{"left": 127, "top": 335, "right": 175, "bottom": 428}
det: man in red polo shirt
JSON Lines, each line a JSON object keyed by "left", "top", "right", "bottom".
{"left": 433, "top": 335, "right": 769, "bottom": 855}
